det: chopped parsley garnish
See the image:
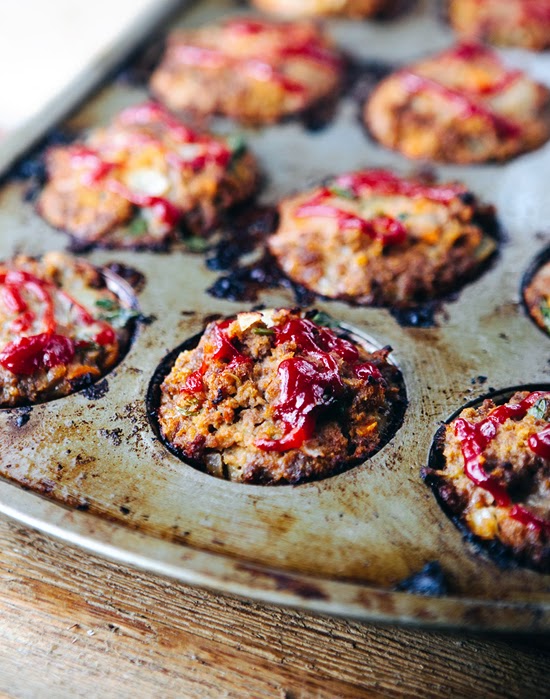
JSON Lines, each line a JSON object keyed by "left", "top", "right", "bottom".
{"left": 528, "top": 398, "right": 548, "bottom": 421}
{"left": 310, "top": 310, "right": 340, "bottom": 329}
{"left": 96, "top": 298, "right": 117, "bottom": 311}
{"left": 253, "top": 327, "right": 275, "bottom": 336}
{"left": 540, "top": 300, "right": 550, "bottom": 333}
{"left": 226, "top": 134, "right": 246, "bottom": 163}
{"left": 185, "top": 236, "right": 210, "bottom": 254}
{"left": 328, "top": 185, "right": 355, "bottom": 200}
{"left": 129, "top": 217, "right": 148, "bottom": 236}
{"left": 177, "top": 396, "right": 202, "bottom": 416}
{"left": 95, "top": 299, "right": 140, "bottom": 328}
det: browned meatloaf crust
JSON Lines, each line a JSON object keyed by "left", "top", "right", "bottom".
{"left": 158, "top": 308, "right": 405, "bottom": 484}
{"left": 250, "top": 0, "right": 389, "bottom": 18}
{"left": 37, "top": 102, "right": 259, "bottom": 248}
{"left": 448, "top": 0, "right": 550, "bottom": 51}
{"left": 267, "top": 169, "right": 496, "bottom": 308}
{"left": 424, "top": 391, "right": 550, "bottom": 572}
{"left": 364, "top": 43, "right": 550, "bottom": 164}
{"left": 0, "top": 252, "right": 134, "bottom": 407}
{"left": 524, "top": 258, "right": 550, "bottom": 335}
{"left": 150, "top": 17, "right": 344, "bottom": 125}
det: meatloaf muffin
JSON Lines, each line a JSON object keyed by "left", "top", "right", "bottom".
{"left": 524, "top": 257, "right": 550, "bottom": 335}
{"left": 157, "top": 308, "right": 405, "bottom": 484}
{"left": 150, "top": 17, "right": 344, "bottom": 124}
{"left": 267, "top": 169, "right": 496, "bottom": 308}
{"left": 448, "top": 0, "right": 550, "bottom": 51}
{"left": 424, "top": 391, "right": 550, "bottom": 572}
{"left": 364, "top": 43, "right": 550, "bottom": 164}
{"left": 250, "top": 0, "right": 390, "bottom": 19}
{"left": 38, "top": 102, "right": 259, "bottom": 248}
{"left": 0, "top": 252, "right": 134, "bottom": 407}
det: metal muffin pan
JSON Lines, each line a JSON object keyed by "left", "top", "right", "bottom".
{"left": 1, "top": 0, "right": 550, "bottom": 631}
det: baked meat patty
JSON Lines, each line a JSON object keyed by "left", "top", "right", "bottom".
{"left": 0, "top": 252, "right": 134, "bottom": 407}
{"left": 524, "top": 257, "right": 550, "bottom": 335}
{"left": 449, "top": 0, "right": 550, "bottom": 51}
{"left": 424, "top": 391, "right": 550, "bottom": 572}
{"left": 157, "top": 308, "right": 405, "bottom": 484}
{"left": 267, "top": 169, "right": 496, "bottom": 308}
{"left": 38, "top": 102, "right": 259, "bottom": 248}
{"left": 364, "top": 43, "right": 550, "bottom": 164}
{"left": 249, "top": 0, "right": 390, "bottom": 19}
{"left": 150, "top": 17, "right": 344, "bottom": 124}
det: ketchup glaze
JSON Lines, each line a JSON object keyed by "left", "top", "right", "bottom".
{"left": 255, "top": 316, "right": 383, "bottom": 452}
{"left": 68, "top": 102, "right": 233, "bottom": 230}
{"left": 453, "top": 391, "right": 550, "bottom": 532}
{"left": 182, "top": 315, "right": 384, "bottom": 453}
{"left": 171, "top": 17, "right": 342, "bottom": 98}
{"left": 399, "top": 43, "right": 523, "bottom": 140}
{"left": 293, "top": 170, "right": 467, "bottom": 247}
{"left": 0, "top": 269, "right": 117, "bottom": 376}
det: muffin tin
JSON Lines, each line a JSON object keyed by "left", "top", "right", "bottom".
{"left": 1, "top": 0, "right": 550, "bottom": 630}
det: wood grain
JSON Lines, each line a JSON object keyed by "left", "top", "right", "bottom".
{"left": 0, "top": 516, "right": 548, "bottom": 698}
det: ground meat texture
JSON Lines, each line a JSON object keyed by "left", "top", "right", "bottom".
{"left": 448, "top": 0, "right": 550, "bottom": 51}
{"left": 524, "top": 260, "right": 550, "bottom": 335}
{"left": 250, "top": 0, "right": 390, "bottom": 18}
{"left": 158, "top": 309, "right": 404, "bottom": 485}
{"left": 267, "top": 169, "right": 496, "bottom": 308}
{"left": 37, "top": 102, "right": 259, "bottom": 248}
{"left": 364, "top": 43, "right": 550, "bottom": 164}
{"left": 424, "top": 392, "right": 550, "bottom": 572}
{"left": 150, "top": 18, "right": 343, "bottom": 125}
{"left": 0, "top": 252, "right": 132, "bottom": 407}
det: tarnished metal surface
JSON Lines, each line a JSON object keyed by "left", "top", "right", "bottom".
{"left": 1, "top": 0, "right": 550, "bottom": 630}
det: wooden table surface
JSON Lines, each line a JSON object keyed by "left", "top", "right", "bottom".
{"left": 0, "top": 514, "right": 549, "bottom": 699}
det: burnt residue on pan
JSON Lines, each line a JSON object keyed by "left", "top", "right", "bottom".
{"left": 3, "top": 129, "right": 75, "bottom": 201}
{"left": 394, "top": 561, "right": 450, "bottom": 596}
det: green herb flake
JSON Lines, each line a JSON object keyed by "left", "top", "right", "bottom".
{"left": 328, "top": 185, "right": 355, "bottom": 201}
{"left": 310, "top": 311, "right": 339, "bottom": 329}
{"left": 540, "top": 300, "right": 550, "bottom": 333}
{"left": 95, "top": 298, "right": 118, "bottom": 311}
{"left": 185, "top": 235, "right": 210, "bottom": 254}
{"left": 253, "top": 327, "right": 275, "bottom": 336}
{"left": 528, "top": 398, "right": 548, "bottom": 421}
{"left": 98, "top": 306, "right": 141, "bottom": 328}
{"left": 397, "top": 212, "right": 409, "bottom": 221}
{"left": 129, "top": 217, "right": 148, "bottom": 237}
{"left": 176, "top": 396, "right": 202, "bottom": 416}
{"left": 226, "top": 134, "right": 247, "bottom": 163}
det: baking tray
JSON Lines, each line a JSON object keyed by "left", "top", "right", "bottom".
{"left": 1, "top": 0, "right": 550, "bottom": 632}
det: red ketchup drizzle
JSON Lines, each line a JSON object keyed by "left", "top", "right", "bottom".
{"left": 294, "top": 170, "right": 469, "bottom": 247}
{"left": 399, "top": 69, "right": 522, "bottom": 140}
{"left": 181, "top": 320, "right": 251, "bottom": 395}
{"left": 69, "top": 102, "right": 232, "bottom": 228}
{"left": 334, "top": 170, "right": 466, "bottom": 204}
{"left": 454, "top": 391, "right": 550, "bottom": 532}
{"left": 173, "top": 20, "right": 341, "bottom": 96}
{"left": 522, "top": 1, "right": 550, "bottom": 22}
{"left": 295, "top": 196, "right": 407, "bottom": 246}
{"left": 0, "top": 333, "right": 75, "bottom": 376}
{"left": 444, "top": 44, "right": 522, "bottom": 96}
{"left": 255, "top": 317, "right": 381, "bottom": 453}
{"left": 0, "top": 271, "right": 117, "bottom": 376}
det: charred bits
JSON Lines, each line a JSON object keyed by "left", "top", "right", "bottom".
{"left": 394, "top": 561, "right": 450, "bottom": 596}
